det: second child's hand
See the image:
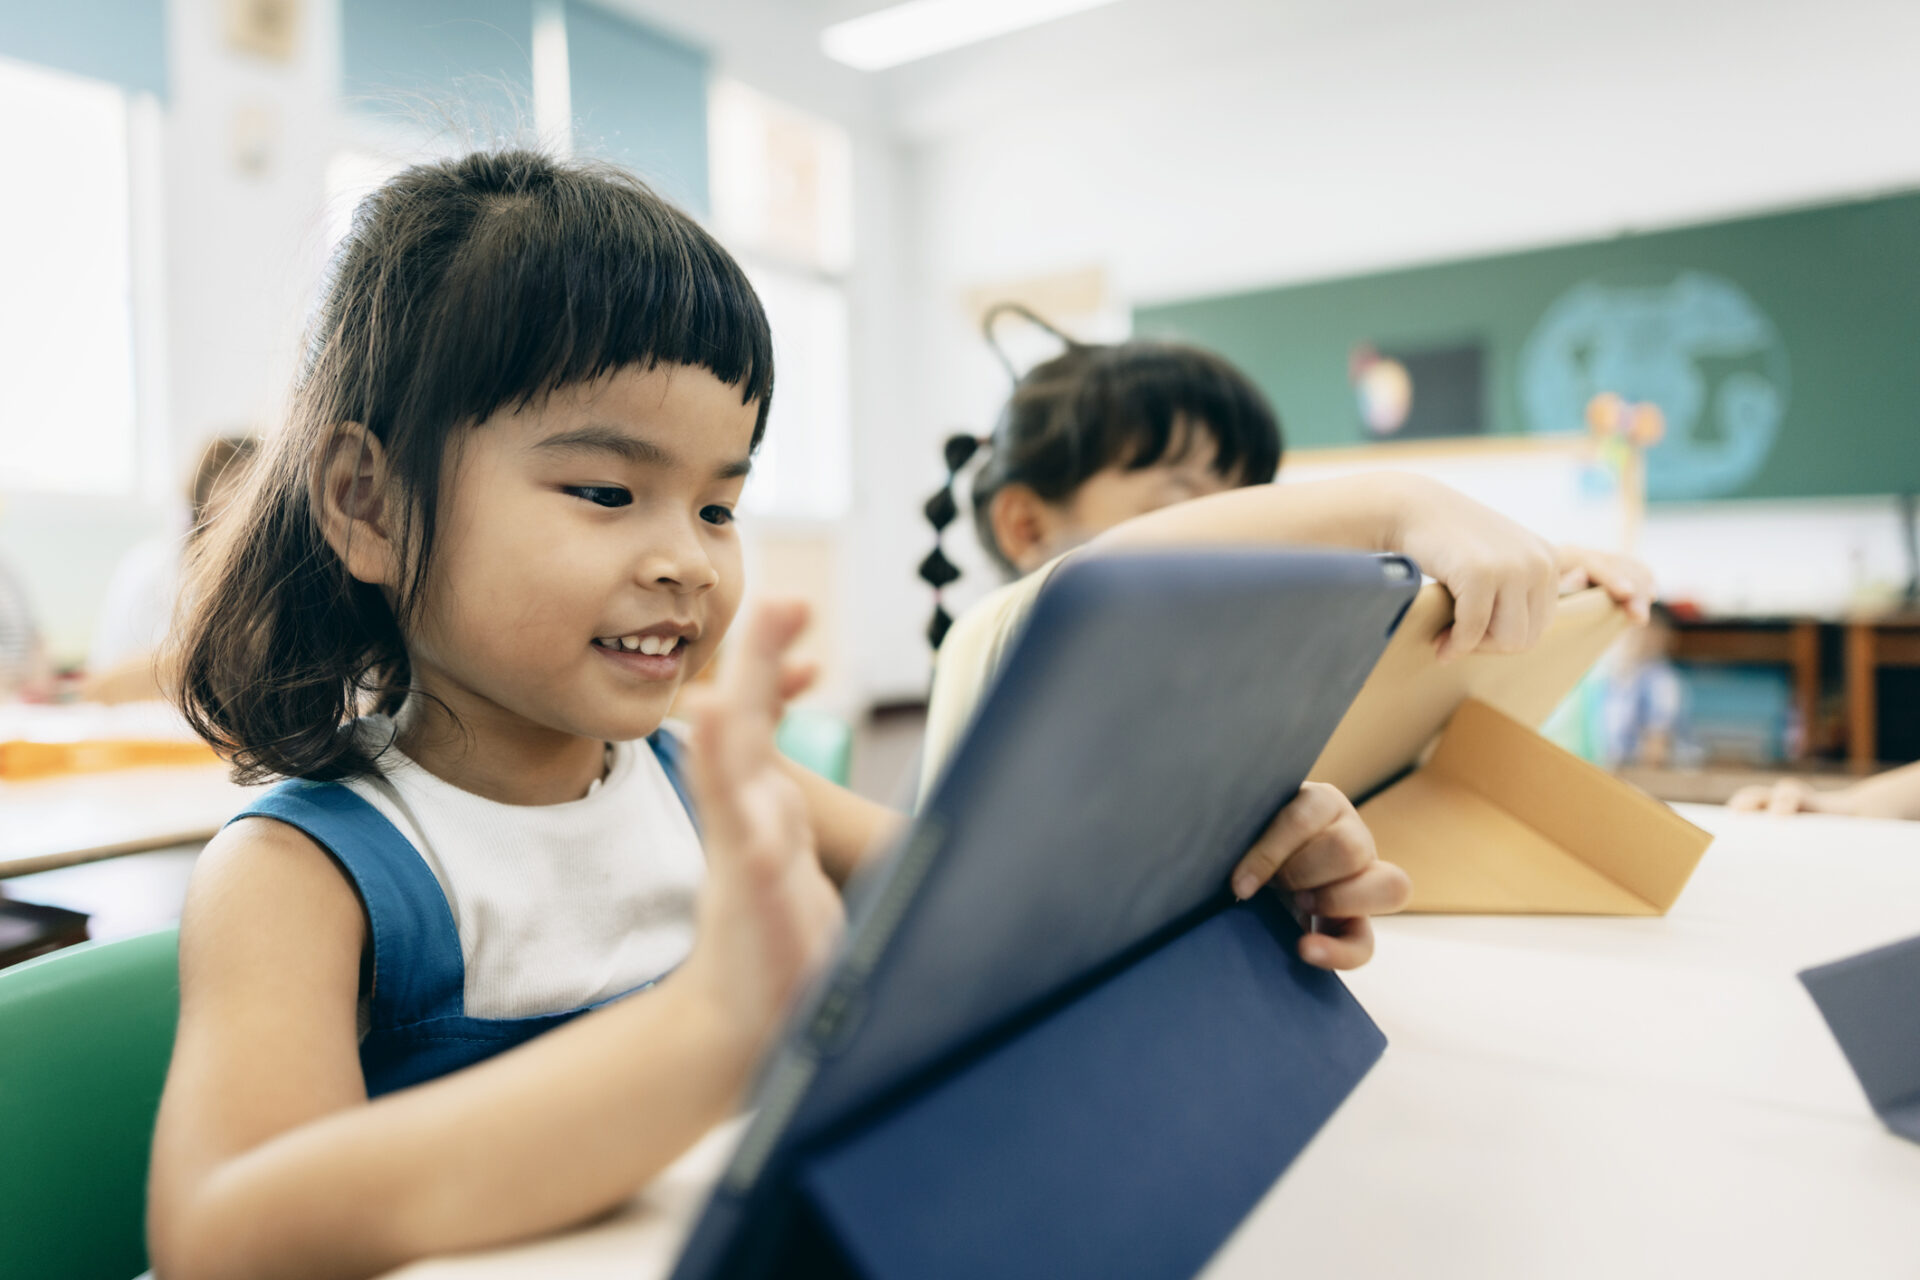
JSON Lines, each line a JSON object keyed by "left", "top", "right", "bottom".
{"left": 1228, "top": 782, "right": 1411, "bottom": 970}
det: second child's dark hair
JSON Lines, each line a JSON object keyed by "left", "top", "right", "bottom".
{"left": 174, "top": 149, "right": 773, "bottom": 783}
{"left": 920, "top": 304, "right": 1283, "bottom": 647}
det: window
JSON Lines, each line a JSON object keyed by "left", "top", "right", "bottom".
{"left": 742, "top": 264, "right": 852, "bottom": 520}
{"left": 0, "top": 57, "right": 140, "bottom": 495}
{"left": 709, "top": 79, "right": 855, "bottom": 522}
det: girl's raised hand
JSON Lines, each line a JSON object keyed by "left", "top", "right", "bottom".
{"left": 1390, "top": 479, "right": 1561, "bottom": 661}
{"left": 678, "top": 601, "right": 845, "bottom": 1056}
{"left": 1228, "top": 782, "right": 1411, "bottom": 970}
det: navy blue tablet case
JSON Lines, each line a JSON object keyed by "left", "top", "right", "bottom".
{"left": 1800, "top": 932, "right": 1920, "bottom": 1143}
{"left": 671, "top": 550, "right": 1416, "bottom": 1280}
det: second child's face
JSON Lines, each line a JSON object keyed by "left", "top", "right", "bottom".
{"left": 405, "top": 363, "right": 756, "bottom": 748}
{"left": 1014, "top": 428, "right": 1239, "bottom": 574}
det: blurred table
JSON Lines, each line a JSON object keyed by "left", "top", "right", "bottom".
{"left": 383, "top": 805, "right": 1920, "bottom": 1280}
{"left": 1844, "top": 612, "right": 1920, "bottom": 771}
{"left": 0, "top": 763, "right": 253, "bottom": 879}
{"left": 1669, "top": 617, "right": 1820, "bottom": 761}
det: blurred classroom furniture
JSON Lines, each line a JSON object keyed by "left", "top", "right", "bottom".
{"left": 1, "top": 704, "right": 248, "bottom": 967}
{"left": 775, "top": 707, "right": 855, "bottom": 787}
{"left": 1845, "top": 613, "right": 1920, "bottom": 771}
{"left": 0, "top": 926, "right": 180, "bottom": 1280}
{"left": 379, "top": 805, "right": 1920, "bottom": 1280}
{"left": 1667, "top": 612, "right": 1920, "bottom": 772}
{"left": 0, "top": 763, "right": 249, "bottom": 880}
{"left": 1668, "top": 616, "right": 1821, "bottom": 763}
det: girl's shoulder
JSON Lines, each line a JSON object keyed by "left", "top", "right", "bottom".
{"left": 187, "top": 801, "right": 371, "bottom": 975}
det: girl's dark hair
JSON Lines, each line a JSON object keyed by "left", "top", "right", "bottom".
{"left": 173, "top": 149, "right": 773, "bottom": 783}
{"left": 920, "top": 304, "right": 1282, "bottom": 647}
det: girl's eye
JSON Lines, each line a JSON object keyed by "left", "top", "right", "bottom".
{"left": 566, "top": 485, "right": 632, "bottom": 508}
{"left": 700, "top": 504, "right": 735, "bottom": 526}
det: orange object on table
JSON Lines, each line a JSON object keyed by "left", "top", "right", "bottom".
{"left": 0, "top": 737, "right": 220, "bottom": 781}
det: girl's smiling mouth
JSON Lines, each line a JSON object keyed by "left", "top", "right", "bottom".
{"left": 592, "top": 622, "right": 696, "bottom": 680}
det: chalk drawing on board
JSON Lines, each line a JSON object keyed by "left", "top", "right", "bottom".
{"left": 1519, "top": 270, "right": 1789, "bottom": 500}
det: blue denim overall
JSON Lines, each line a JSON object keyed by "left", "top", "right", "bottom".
{"left": 232, "top": 732, "right": 697, "bottom": 1097}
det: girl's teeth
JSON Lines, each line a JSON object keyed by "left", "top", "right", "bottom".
{"left": 598, "top": 634, "right": 682, "bottom": 655}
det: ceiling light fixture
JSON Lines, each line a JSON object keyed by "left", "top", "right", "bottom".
{"left": 821, "top": 0, "right": 1124, "bottom": 72}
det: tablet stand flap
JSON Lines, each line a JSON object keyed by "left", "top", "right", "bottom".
{"left": 1360, "top": 699, "right": 1712, "bottom": 915}
{"left": 791, "top": 895, "right": 1387, "bottom": 1280}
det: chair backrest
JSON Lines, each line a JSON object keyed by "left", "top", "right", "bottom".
{"left": 777, "top": 708, "right": 855, "bottom": 787}
{"left": 0, "top": 927, "right": 180, "bottom": 1280}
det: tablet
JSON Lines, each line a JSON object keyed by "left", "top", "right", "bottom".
{"left": 671, "top": 548, "right": 1419, "bottom": 1280}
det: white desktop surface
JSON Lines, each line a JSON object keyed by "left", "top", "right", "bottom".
{"left": 385, "top": 805, "right": 1920, "bottom": 1280}
{"left": 0, "top": 763, "right": 253, "bottom": 878}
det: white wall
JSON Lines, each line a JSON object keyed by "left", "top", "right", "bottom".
{"left": 604, "top": 0, "right": 920, "bottom": 715}
{"left": 848, "top": 0, "right": 1920, "bottom": 695}
{"left": 1, "top": 0, "right": 341, "bottom": 660}
{"left": 164, "top": 0, "right": 341, "bottom": 458}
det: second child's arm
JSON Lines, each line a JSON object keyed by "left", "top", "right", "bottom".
{"left": 1091, "top": 471, "right": 1563, "bottom": 658}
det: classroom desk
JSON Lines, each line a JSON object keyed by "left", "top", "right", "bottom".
{"left": 1845, "top": 612, "right": 1920, "bottom": 771}
{"left": 0, "top": 763, "right": 253, "bottom": 879}
{"left": 385, "top": 805, "right": 1920, "bottom": 1280}
{"left": 1669, "top": 616, "right": 1821, "bottom": 762}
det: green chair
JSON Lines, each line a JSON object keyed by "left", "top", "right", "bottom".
{"left": 0, "top": 927, "right": 180, "bottom": 1280}
{"left": 776, "top": 707, "right": 855, "bottom": 787}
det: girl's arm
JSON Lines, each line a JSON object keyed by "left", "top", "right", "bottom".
{"left": 151, "top": 607, "right": 842, "bottom": 1280}
{"left": 779, "top": 756, "right": 906, "bottom": 883}
{"left": 150, "top": 822, "right": 754, "bottom": 1280}
{"left": 1729, "top": 760, "right": 1920, "bottom": 820}
{"left": 1840, "top": 760, "right": 1920, "bottom": 819}
{"left": 1092, "top": 471, "right": 1563, "bottom": 658}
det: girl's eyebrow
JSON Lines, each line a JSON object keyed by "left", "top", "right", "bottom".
{"left": 535, "top": 423, "right": 752, "bottom": 479}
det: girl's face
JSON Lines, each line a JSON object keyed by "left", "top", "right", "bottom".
{"left": 1006, "top": 426, "right": 1239, "bottom": 574}
{"left": 404, "top": 363, "right": 755, "bottom": 750}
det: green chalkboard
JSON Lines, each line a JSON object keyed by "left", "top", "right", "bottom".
{"left": 1134, "top": 192, "right": 1920, "bottom": 502}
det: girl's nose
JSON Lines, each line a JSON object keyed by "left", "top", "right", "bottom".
{"left": 638, "top": 519, "right": 720, "bottom": 594}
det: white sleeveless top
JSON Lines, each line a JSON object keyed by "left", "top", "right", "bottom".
{"left": 341, "top": 719, "right": 704, "bottom": 1019}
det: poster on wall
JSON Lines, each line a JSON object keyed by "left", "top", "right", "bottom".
{"left": 1519, "top": 270, "right": 1789, "bottom": 502}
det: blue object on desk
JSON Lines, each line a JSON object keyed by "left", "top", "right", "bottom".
{"left": 798, "top": 893, "right": 1384, "bottom": 1280}
{"left": 672, "top": 549, "right": 1415, "bottom": 1280}
{"left": 1800, "top": 932, "right": 1920, "bottom": 1143}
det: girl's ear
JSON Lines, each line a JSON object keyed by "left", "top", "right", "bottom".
{"left": 988, "top": 483, "right": 1060, "bottom": 574}
{"left": 312, "top": 424, "right": 401, "bottom": 587}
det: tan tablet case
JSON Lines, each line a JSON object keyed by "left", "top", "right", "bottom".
{"left": 1309, "top": 586, "right": 1712, "bottom": 915}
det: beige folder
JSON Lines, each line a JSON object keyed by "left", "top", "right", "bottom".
{"left": 1309, "top": 585, "right": 1712, "bottom": 915}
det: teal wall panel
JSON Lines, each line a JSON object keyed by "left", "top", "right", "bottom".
{"left": 0, "top": 0, "right": 167, "bottom": 97}
{"left": 1136, "top": 193, "right": 1920, "bottom": 502}
{"left": 566, "top": 2, "right": 708, "bottom": 215}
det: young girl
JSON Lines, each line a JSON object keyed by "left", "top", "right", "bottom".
{"left": 148, "top": 151, "right": 1429, "bottom": 1280}
{"left": 914, "top": 314, "right": 1658, "bottom": 966}
{"left": 148, "top": 151, "right": 853, "bottom": 1280}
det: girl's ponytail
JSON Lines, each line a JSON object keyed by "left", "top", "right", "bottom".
{"left": 917, "top": 302, "right": 1081, "bottom": 651}
{"left": 919, "top": 433, "right": 984, "bottom": 649}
